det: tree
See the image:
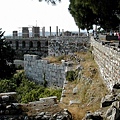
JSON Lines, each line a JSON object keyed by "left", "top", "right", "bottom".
{"left": 38, "top": 0, "right": 61, "bottom": 5}
{"left": 40, "top": 0, "right": 120, "bottom": 30}
{"left": 0, "top": 29, "right": 16, "bottom": 79}
{"left": 68, "top": 0, "right": 120, "bottom": 31}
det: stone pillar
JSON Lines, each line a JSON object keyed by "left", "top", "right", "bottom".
{"left": 56, "top": 26, "right": 58, "bottom": 37}
{"left": 78, "top": 28, "right": 80, "bottom": 37}
{"left": 59, "top": 29, "right": 60, "bottom": 36}
{"left": 50, "top": 26, "right": 51, "bottom": 37}
{"left": 62, "top": 29, "right": 64, "bottom": 36}
{"left": 42, "top": 27, "right": 45, "bottom": 37}
{"left": 13, "top": 31, "right": 18, "bottom": 38}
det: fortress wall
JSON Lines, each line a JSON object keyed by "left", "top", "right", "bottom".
{"left": 91, "top": 37, "right": 120, "bottom": 91}
{"left": 24, "top": 54, "right": 66, "bottom": 87}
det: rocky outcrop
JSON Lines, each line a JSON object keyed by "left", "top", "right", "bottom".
{"left": 82, "top": 83, "right": 120, "bottom": 120}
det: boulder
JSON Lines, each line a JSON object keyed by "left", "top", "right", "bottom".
{"left": 112, "top": 83, "right": 120, "bottom": 95}
{"left": 82, "top": 111, "right": 103, "bottom": 120}
{"left": 105, "top": 106, "right": 120, "bottom": 120}
{"left": 101, "top": 94, "right": 115, "bottom": 108}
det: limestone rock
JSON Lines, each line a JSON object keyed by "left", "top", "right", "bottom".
{"left": 101, "top": 94, "right": 115, "bottom": 108}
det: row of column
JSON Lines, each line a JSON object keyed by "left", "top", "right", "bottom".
{"left": 13, "top": 26, "right": 81, "bottom": 38}
{"left": 45, "top": 26, "right": 64, "bottom": 37}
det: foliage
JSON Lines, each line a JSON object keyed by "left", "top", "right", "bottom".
{"left": 0, "top": 79, "right": 17, "bottom": 93}
{"left": 68, "top": 0, "right": 120, "bottom": 30}
{"left": 16, "top": 65, "right": 24, "bottom": 70}
{"left": 39, "top": 0, "right": 61, "bottom": 5}
{"left": 0, "top": 71, "right": 62, "bottom": 103}
{"left": 66, "top": 70, "right": 76, "bottom": 81}
{"left": 39, "top": 0, "right": 120, "bottom": 30}
{"left": 0, "top": 29, "right": 16, "bottom": 79}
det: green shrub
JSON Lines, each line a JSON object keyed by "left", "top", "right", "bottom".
{"left": 0, "top": 71, "right": 62, "bottom": 103}
{"left": 66, "top": 71, "right": 75, "bottom": 81}
{"left": 16, "top": 65, "right": 23, "bottom": 70}
{"left": 0, "top": 79, "right": 17, "bottom": 92}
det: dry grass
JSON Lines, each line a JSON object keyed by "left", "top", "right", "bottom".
{"left": 43, "top": 55, "right": 67, "bottom": 64}
{"left": 31, "top": 51, "right": 108, "bottom": 119}
{"left": 59, "top": 51, "right": 108, "bottom": 120}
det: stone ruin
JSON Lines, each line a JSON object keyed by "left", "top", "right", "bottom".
{"left": 0, "top": 92, "right": 72, "bottom": 120}
{"left": 0, "top": 92, "right": 27, "bottom": 119}
{"left": 24, "top": 54, "right": 80, "bottom": 88}
{"left": 24, "top": 54, "right": 67, "bottom": 88}
{"left": 48, "top": 36, "right": 89, "bottom": 56}
{"left": 82, "top": 83, "right": 120, "bottom": 120}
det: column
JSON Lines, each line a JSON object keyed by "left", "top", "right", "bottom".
{"left": 42, "top": 27, "right": 45, "bottom": 37}
{"left": 56, "top": 26, "right": 58, "bottom": 37}
{"left": 62, "top": 29, "right": 64, "bottom": 37}
{"left": 50, "top": 26, "right": 51, "bottom": 37}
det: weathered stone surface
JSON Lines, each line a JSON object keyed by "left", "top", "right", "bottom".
{"left": 83, "top": 83, "right": 120, "bottom": 120}
{"left": 101, "top": 94, "right": 115, "bottom": 108}
{"left": 112, "top": 83, "right": 120, "bottom": 95}
{"left": 24, "top": 55, "right": 67, "bottom": 88}
{"left": 91, "top": 37, "right": 120, "bottom": 91}
{"left": 82, "top": 111, "right": 103, "bottom": 120}
{"left": 105, "top": 106, "right": 120, "bottom": 120}
{"left": 0, "top": 92, "right": 73, "bottom": 120}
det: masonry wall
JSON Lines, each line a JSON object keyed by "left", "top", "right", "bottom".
{"left": 24, "top": 54, "right": 66, "bottom": 87}
{"left": 91, "top": 37, "right": 120, "bottom": 91}
{"left": 48, "top": 36, "right": 89, "bottom": 56}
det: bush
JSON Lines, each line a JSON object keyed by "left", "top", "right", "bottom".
{"left": 0, "top": 79, "right": 17, "bottom": 92}
{"left": 66, "top": 71, "right": 75, "bottom": 81}
{"left": 0, "top": 71, "right": 62, "bottom": 103}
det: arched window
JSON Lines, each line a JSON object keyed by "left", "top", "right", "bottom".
{"left": 45, "top": 41, "right": 48, "bottom": 46}
{"left": 37, "top": 41, "right": 41, "bottom": 48}
{"left": 16, "top": 41, "right": 19, "bottom": 50}
{"left": 22, "top": 41, "right": 26, "bottom": 48}
{"left": 29, "top": 41, "right": 33, "bottom": 48}
{"left": 9, "top": 41, "right": 12, "bottom": 44}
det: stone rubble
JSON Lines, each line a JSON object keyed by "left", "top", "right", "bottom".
{"left": 82, "top": 83, "right": 120, "bottom": 120}
{"left": 48, "top": 37, "right": 89, "bottom": 56}
{"left": 0, "top": 92, "right": 73, "bottom": 120}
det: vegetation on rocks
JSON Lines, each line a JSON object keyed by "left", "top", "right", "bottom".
{"left": 0, "top": 71, "right": 62, "bottom": 103}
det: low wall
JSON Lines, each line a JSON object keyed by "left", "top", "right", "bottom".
{"left": 24, "top": 54, "right": 66, "bottom": 87}
{"left": 91, "top": 37, "right": 120, "bottom": 90}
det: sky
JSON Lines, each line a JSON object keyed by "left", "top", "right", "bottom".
{"left": 0, "top": 0, "right": 80, "bottom": 36}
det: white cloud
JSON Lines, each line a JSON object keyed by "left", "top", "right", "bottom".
{"left": 0, "top": 0, "right": 78, "bottom": 35}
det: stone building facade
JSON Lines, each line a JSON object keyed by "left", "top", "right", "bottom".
{"left": 6, "top": 37, "right": 49, "bottom": 59}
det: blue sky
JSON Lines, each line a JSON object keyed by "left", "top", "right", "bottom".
{"left": 0, "top": 0, "right": 80, "bottom": 35}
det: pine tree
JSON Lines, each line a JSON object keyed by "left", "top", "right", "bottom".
{"left": 0, "top": 29, "right": 16, "bottom": 79}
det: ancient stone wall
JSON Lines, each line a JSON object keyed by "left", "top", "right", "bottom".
{"left": 6, "top": 38, "right": 49, "bottom": 58}
{"left": 48, "top": 36, "right": 89, "bottom": 56}
{"left": 91, "top": 37, "right": 120, "bottom": 91}
{"left": 24, "top": 54, "right": 66, "bottom": 87}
